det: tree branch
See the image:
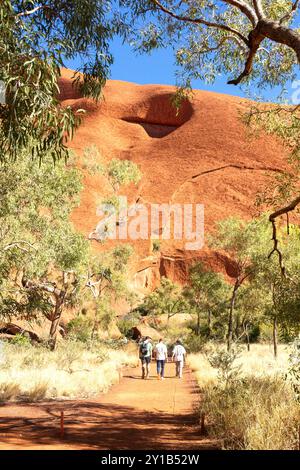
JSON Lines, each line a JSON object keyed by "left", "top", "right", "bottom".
{"left": 3, "top": 241, "right": 36, "bottom": 253}
{"left": 22, "top": 278, "right": 62, "bottom": 298}
{"left": 268, "top": 195, "right": 300, "bottom": 277}
{"left": 197, "top": 35, "right": 248, "bottom": 55}
{"left": 258, "top": 19, "right": 300, "bottom": 63}
{"left": 221, "top": 0, "right": 258, "bottom": 26}
{"left": 152, "top": 0, "right": 249, "bottom": 45}
{"left": 280, "top": 1, "right": 300, "bottom": 24}
{"left": 228, "top": 22, "right": 265, "bottom": 85}
{"left": 252, "top": 0, "right": 265, "bottom": 20}
{"left": 15, "top": 5, "right": 50, "bottom": 18}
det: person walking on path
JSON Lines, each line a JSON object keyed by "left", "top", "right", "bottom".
{"left": 139, "top": 336, "right": 153, "bottom": 379}
{"left": 155, "top": 338, "right": 168, "bottom": 380}
{"left": 172, "top": 340, "right": 186, "bottom": 379}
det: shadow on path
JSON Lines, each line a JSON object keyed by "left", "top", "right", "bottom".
{"left": 0, "top": 366, "right": 218, "bottom": 450}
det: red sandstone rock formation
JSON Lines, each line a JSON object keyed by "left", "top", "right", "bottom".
{"left": 58, "top": 69, "right": 289, "bottom": 290}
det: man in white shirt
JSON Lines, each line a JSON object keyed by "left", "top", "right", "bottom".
{"left": 155, "top": 338, "right": 168, "bottom": 380}
{"left": 172, "top": 340, "right": 186, "bottom": 379}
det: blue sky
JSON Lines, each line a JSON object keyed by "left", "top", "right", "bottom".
{"left": 66, "top": 36, "right": 299, "bottom": 103}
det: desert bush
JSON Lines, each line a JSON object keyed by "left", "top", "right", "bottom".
{"left": 286, "top": 339, "right": 300, "bottom": 402}
{"left": 152, "top": 240, "right": 161, "bottom": 253}
{"left": 164, "top": 325, "right": 191, "bottom": 345}
{"left": 67, "top": 315, "right": 94, "bottom": 342}
{"left": 200, "top": 376, "right": 300, "bottom": 450}
{"left": 10, "top": 334, "right": 32, "bottom": 347}
{"left": 191, "top": 343, "right": 299, "bottom": 450}
{"left": 118, "top": 313, "right": 141, "bottom": 338}
{"left": 55, "top": 341, "right": 84, "bottom": 373}
{"left": 0, "top": 339, "right": 138, "bottom": 401}
{"left": 0, "top": 382, "right": 21, "bottom": 402}
{"left": 100, "top": 338, "right": 128, "bottom": 350}
{"left": 184, "top": 332, "right": 207, "bottom": 353}
{"left": 207, "top": 347, "right": 241, "bottom": 388}
{"left": 23, "top": 382, "right": 48, "bottom": 402}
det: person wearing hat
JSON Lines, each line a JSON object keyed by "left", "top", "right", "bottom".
{"left": 172, "top": 340, "right": 186, "bottom": 378}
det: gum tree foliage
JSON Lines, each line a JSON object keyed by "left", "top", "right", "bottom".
{"left": 2, "top": 2, "right": 299, "bottom": 250}
{"left": 141, "top": 277, "right": 189, "bottom": 324}
{"left": 82, "top": 146, "right": 142, "bottom": 193}
{"left": 0, "top": 149, "right": 89, "bottom": 349}
{"left": 122, "top": 1, "right": 299, "bottom": 90}
{"left": 252, "top": 225, "right": 300, "bottom": 355}
{"left": 183, "top": 262, "right": 230, "bottom": 337}
{"left": 82, "top": 145, "right": 142, "bottom": 242}
{"left": 210, "top": 216, "right": 274, "bottom": 350}
{"left": 0, "top": 0, "right": 122, "bottom": 161}
{"left": 211, "top": 216, "right": 300, "bottom": 353}
{"left": 84, "top": 244, "right": 136, "bottom": 337}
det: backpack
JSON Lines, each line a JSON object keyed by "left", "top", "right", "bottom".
{"left": 139, "top": 341, "right": 148, "bottom": 357}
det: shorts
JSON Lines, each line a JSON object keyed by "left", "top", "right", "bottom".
{"left": 141, "top": 356, "right": 151, "bottom": 365}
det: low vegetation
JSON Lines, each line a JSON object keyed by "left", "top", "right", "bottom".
{"left": 188, "top": 344, "right": 300, "bottom": 450}
{"left": 0, "top": 340, "right": 138, "bottom": 402}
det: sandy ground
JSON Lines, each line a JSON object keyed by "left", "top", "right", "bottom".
{"left": 0, "top": 363, "right": 217, "bottom": 450}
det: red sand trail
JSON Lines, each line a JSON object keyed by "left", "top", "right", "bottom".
{"left": 0, "top": 363, "right": 216, "bottom": 450}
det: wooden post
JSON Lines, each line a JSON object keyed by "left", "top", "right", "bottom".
{"left": 200, "top": 413, "right": 206, "bottom": 435}
{"left": 60, "top": 411, "right": 64, "bottom": 438}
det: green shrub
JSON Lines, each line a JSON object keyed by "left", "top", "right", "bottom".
{"left": 248, "top": 324, "right": 261, "bottom": 343}
{"left": 99, "top": 338, "right": 128, "bottom": 350}
{"left": 10, "top": 334, "right": 32, "bottom": 347}
{"left": 67, "top": 315, "right": 94, "bottom": 342}
{"left": 207, "top": 347, "right": 241, "bottom": 388}
{"left": 185, "top": 333, "right": 207, "bottom": 353}
{"left": 152, "top": 240, "right": 161, "bottom": 252}
{"left": 118, "top": 313, "right": 141, "bottom": 338}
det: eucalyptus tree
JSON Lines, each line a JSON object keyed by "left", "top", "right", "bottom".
{"left": 183, "top": 262, "right": 229, "bottom": 337}
{"left": 124, "top": 1, "right": 299, "bottom": 90}
{"left": 211, "top": 216, "right": 274, "bottom": 350}
{"left": 85, "top": 244, "right": 136, "bottom": 338}
{"left": 141, "top": 277, "right": 189, "bottom": 325}
{"left": 253, "top": 225, "right": 300, "bottom": 356}
{"left": 0, "top": 0, "right": 121, "bottom": 161}
{"left": 0, "top": 147, "right": 90, "bottom": 349}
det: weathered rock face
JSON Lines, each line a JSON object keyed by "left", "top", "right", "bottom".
{"left": 59, "top": 69, "right": 289, "bottom": 289}
{"left": 0, "top": 322, "right": 41, "bottom": 343}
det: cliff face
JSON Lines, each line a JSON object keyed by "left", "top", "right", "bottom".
{"left": 59, "top": 69, "right": 288, "bottom": 291}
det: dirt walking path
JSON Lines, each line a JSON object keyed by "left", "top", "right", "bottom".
{"left": 0, "top": 363, "right": 216, "bottom": 450}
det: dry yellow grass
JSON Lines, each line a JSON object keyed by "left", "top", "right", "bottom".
{"left": 0, "top": 341, "right": 138, "bottom": 402}
{"left": 187, "top": 343, "right": 290, "bottom": 388}
{"left": 187, "top": 343, "right": 300, "bottom": 450}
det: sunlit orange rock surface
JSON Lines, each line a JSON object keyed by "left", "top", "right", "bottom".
{"left": 58, "top": 68, "right": 288, "bottom": 292}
